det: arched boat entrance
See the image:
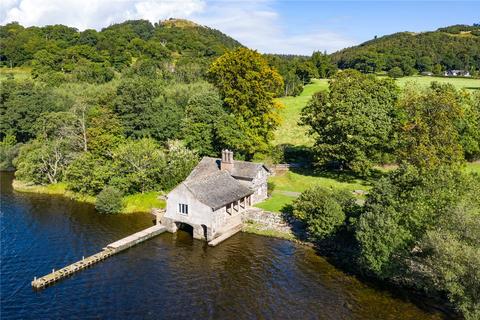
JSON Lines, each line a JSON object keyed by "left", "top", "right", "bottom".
{"left": 175, "top": 222, "right": 194, "bottom": 237}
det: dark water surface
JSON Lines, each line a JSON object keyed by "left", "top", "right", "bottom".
{"left": 1, "top": 172, "right": 448, "bottom": 319}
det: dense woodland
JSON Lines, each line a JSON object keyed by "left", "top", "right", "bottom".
{"left": 1, "top": 19, "right": 480, "bottom": 319}
{"left": 331, "top": 24, "right": 480, "bottom": 76}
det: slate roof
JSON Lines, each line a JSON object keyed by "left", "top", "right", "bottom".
{"left": 182, "top": 157, "right": 268, "bottom": 210}
{"left": 187, "top": 157, "right": 268, "bottom": 180}
{"left": 185, "top": 171, "right": 253, "bottom": 210}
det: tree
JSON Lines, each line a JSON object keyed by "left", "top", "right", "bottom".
{"left": 397, "top": 82, "right": 465, "bottom": 170}
{"left": 388, "top": 66, "right": 404, "bottom": 78}
{"left": 162, "top": 141, "right": 199, "bottom": 190}
{"left": 208, "top": 48, "right": 284, "bottom": 157}
{"left": 86, "top": 107, "right": 125, "bottom": 157}
{"left": 300, "top": 70, "right": 399, "bottom": 175}
{"left": 14, "top": 139, "right": 75, "bottom": 184}
{"left": 181, "top": 86, "right": 229, "bottom": 156}
{"left": 294, "top": 60, "right": 318, "bottom": 84}
{"left": 112, "top": 138, "right": 166, "bottom": 193}
{"left": 355, "top": 165, "right": 480, "bottom": 319}
{"left": 293, "top": 186, "right": 354, "bottom": 240}
{"left": 0, "top": 80, "right": 69, "bottom": 142}
{"left": 95, "top": 186, "right": 124, "bottom": 214}
{"left": 419, "top": 209, "right": 480, "bottom": 320}
{"left": 114, "top": 76, "right": 162, "bottom": 138}
{"left": 311, "top": 51, "right": 337, "bottom": 78}
{"left": 0, "top": 134, "right": 21, "bottom": 171}
{"left": 64, "top": 152, "right": 115, "bottom": 195}
{"left": 457, "top": 91, "right": 480, "bottom": 161}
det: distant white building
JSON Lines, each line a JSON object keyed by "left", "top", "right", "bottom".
{"left": 161, "top": 150, "right": 270, "bottom": 242}
{"left": 444, "top": 70, "right": 471, "bottom": 77}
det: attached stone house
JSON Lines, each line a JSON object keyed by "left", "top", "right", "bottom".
{"left": 161, "top": 150, "right": 270, "bottom": 242}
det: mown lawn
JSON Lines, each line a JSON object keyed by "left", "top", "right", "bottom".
{"left": 256, "top": 169, "right": 370, "bottom": 212}
{"left": 255, "top": 190, "right": 297, "bottom": 212}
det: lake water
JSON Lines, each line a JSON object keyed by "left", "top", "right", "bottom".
{"left": 0, "top": 172, "right": 450, "bottom": 319}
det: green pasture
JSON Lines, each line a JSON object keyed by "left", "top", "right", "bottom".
{"left": 273, "top": 79, "right": 328, "bottom": 147}
{"left": 396, "top": 75, "right": 480, "bottom": 91}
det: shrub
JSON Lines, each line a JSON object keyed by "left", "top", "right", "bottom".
{"left": 95, "top": 186, "right": 124, "bottom": 214}
{"left": 267, "top": 181, "right": 276, "bottom": 196}
{"left": 292, "top": 186, "right": 354, "bottom": 240}
{"left": 64, "top": 153, "right": 114, "bottom": 195}
{"left": 388, "top": 66, "right": 404, "bottom": 78}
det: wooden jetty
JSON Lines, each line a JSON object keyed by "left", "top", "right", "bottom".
{"left": 32, "top": 225, "right": 166, "bottom": 289}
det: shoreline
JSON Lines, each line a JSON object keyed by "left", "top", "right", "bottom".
{"left": 9, "top": 177, "right": 454, "bottom": 317}
{"left": 12, "top": 177, "right": 305, "bottom": 243}
{"left": 11, "top": 179, "right": 165, "bottom": 214}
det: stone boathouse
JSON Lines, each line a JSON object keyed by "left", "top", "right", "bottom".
{"left": 161, "top": 150, "right": 269, "bottom": 243}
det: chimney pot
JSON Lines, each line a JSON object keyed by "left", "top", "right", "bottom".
{"left": 221, "top": 149, "right": 234, "bottom": 171}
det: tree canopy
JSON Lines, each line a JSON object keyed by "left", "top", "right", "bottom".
{"left": 300, "top": 70, "right": 399, "bottom": 175}
{"left": 208, "top": 48, "right": 284, "bottom": 157}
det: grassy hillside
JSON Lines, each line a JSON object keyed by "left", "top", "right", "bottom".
{"left": 395, "top": 75, "right": 480, "bottom": 91}
{"left": 273, "top": 76, "right": 479, "bottom": 149}
{"left": 0, "top": 67, "right": 31, "bottom": 81}
{"left": 261, "top": 75, "right": 480, "bottom": 212}
{"left": 273, "top": 79, "right": 328, "bottom": 147}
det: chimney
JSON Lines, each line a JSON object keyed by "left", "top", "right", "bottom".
{"left": 221, "top": 149, "right": 234, "bottom": 172}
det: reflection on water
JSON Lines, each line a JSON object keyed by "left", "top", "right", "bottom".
{"left": 0, "top": 172, "right": 448, "bottom": 319}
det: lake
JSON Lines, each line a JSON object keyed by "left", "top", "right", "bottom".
{"left": 0, "top": 172, "right": 449, "bottom": 319}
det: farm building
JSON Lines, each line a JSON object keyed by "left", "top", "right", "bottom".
{"left": 444, "top": 70, "right": 471, "bottom": 77}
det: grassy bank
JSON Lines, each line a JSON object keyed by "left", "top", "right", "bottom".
{"left": 466, "top": 161, "right": 480, "bottom": 174}
{"left": 242, "top": 220, "right": 296, "bottom": 241}
{"left": 12, "top": 180, "right": 165, "bottom": 214}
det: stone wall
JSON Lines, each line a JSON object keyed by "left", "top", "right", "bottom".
{"left": 241, "top": 208, "right": 297, "bottom": 236}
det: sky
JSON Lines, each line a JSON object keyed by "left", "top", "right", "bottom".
{"left": 1, "top": 0, "right": 479, "bottom": 55}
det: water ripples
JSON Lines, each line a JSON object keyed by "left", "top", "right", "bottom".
{"left": 0, "top": 172, "right": 447, "bottom": 320}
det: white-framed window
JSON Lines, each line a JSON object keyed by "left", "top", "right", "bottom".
{"left": 178, "top": 203, "right": 188, "bottom": 215}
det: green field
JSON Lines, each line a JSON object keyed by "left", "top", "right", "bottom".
{"left": 256, "top": 169, "right": 369, "bottom": 212}
{"left": 396, "top": 75, "right": 480, "bottom": 91}
{"left": 273, "top": 79, "right": 328, "bottom": 147}
{"left": 262, "top": 75, "right": 480, "bottom": 213}
{"left": 273, "top": 75, "right": 479, "bottom": 149}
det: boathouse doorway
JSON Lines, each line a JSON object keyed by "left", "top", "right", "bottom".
{"left": 175, "top": 222, "right": 194, "bottom": 237}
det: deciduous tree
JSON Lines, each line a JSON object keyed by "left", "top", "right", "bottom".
{"left": 208, "top": 48, "right": 284, "bottom": 157}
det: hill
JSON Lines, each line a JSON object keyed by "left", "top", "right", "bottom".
{"left": 330, "top": 24, "right": 480, "bottom": 75}
{"left": 0, "top": 19, "right": 242, "bottom": 83}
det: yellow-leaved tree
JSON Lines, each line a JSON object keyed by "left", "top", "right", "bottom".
{"left": 208, "top": 48, "right": 284, "bottom": 158}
